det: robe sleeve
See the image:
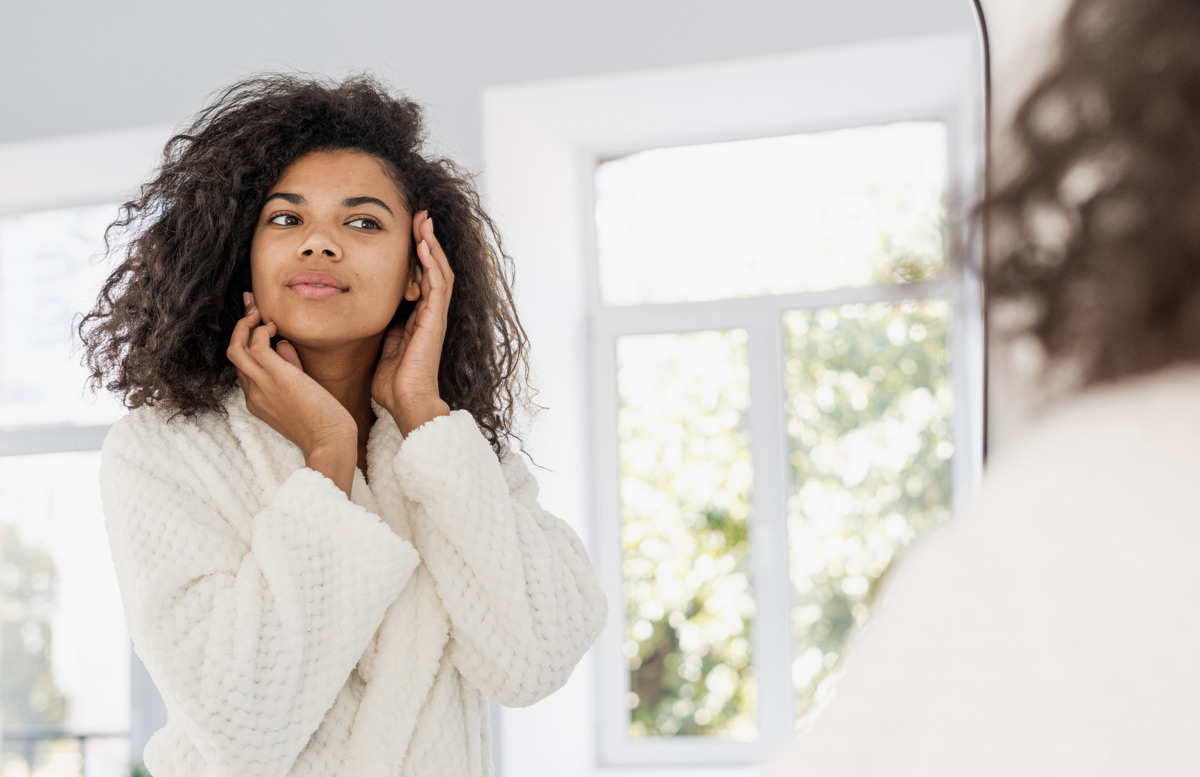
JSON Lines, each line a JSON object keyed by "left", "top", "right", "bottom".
{"left": 99, "top": 409, "right": 421, "bottom": 777}
{"left": 393, "top": 409, "right": 608, "bottom": 707}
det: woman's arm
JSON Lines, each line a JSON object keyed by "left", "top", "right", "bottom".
{"left": 101, "top": 410, "right": 420, "bottom": 777}
{"left": 392, "top": 410, "right": 608, "bottom": 708}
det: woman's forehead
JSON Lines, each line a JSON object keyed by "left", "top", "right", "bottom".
{"left": 269, "top": 149, "right": 407, "bottom": 211}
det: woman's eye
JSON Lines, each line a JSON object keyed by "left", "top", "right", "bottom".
{"left": 348, "top": 217, "right": 382, "bottom": 230}
{"left": 268, "top": 213, "right": 300, "bottom": 226}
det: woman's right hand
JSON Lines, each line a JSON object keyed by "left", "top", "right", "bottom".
{"left": 226, "top": 291, "right": 357, "bottom": 460}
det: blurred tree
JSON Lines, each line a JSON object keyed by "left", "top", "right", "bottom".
{"left": 610, "top": 124, "right": 954, "bottom": 739}
{"left": 784, "top": 299, "right": 953, "bottom": 721}
{"left": 1, "top": 523, "right": 67, "bottom": 728}
{"left": 1, "top": 522, "right": 70, "bottom": 771}
{"left": 618, "top": 330, "right": 756, "bottom": 740}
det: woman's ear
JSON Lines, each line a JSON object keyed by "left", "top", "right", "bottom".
{"left": 404, "top": 267, "right": 422, "bottom": 301}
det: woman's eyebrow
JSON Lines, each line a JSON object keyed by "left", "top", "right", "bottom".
{"left": 264, "top": 192, "right": 304, "bottom": 206}
{"left": 342, "top": 196, "right": 396, "bottom": 217}
{"left": 262, "top": 192, "right": 395, "bottom": 218}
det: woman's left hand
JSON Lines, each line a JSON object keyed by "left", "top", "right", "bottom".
{"left": 372, "top": 210, "right": 453, "bottom": 436}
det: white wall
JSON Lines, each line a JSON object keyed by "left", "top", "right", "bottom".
{"left": 0, "top": 0, "right": 971, "bottom": 174}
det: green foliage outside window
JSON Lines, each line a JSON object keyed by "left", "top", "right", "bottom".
{"left": 617, "top": 330, "right": 757, "bottom": 739}
{"left": 604, "top": 120, "right": 956, "bottom": 741}
{"left": 784, "top": 300, "right": 953, "bottom": 721}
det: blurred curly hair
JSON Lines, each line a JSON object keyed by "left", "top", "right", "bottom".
{"left": 983, "top": 0, "right": 1200, "bottom": 387}
{"left": 78, "top": 73, "right": 538, "bottom": 459}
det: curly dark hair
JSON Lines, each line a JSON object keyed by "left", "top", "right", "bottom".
{"left": 982, "top": 0, "right": 1200, "bottom": 387}
{"left": 78, "top": 73, "right": 540, "bottom": 459}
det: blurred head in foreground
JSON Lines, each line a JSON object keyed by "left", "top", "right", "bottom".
{"left": 984, "top": 0, "right": 1200, "bottom": 391}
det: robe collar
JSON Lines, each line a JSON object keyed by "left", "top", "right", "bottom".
{"left": 221, "top": 380, "right": 408, "bottom": 521}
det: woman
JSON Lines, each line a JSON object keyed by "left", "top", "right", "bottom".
{"left": 83, "top": 74, "right": 608, "bottom": 777}
{"left": 767, "top": 0, "right": 1200, "bottom": 773}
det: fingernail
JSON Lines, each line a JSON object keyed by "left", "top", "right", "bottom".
{"left": 243, "top": 291, "right": 251, "bottom": 307}
{"left": 427, "top": 217, "right": 434, "bottom": 233}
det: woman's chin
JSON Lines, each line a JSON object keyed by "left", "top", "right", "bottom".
{"left": 271, "top": 322, "right": 388, "bottom": 351}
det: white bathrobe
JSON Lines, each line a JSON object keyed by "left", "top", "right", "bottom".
{"left": 766, "top": 366, "right": 1200, "bottom": 775}
{"left": 99, "top": 382, "right": 608, "bottom": 777}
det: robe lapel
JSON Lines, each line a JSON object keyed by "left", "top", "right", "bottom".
{"left": 342, "top": 564, "right": 450, "bottom": 776}
{"left": 222, "top": 382, "right": 307, "bottom": 504}
{"left": 221, "top": 384, "right": 404, "bottom": 522}
{"left": 224, "top": 383, "right": 449, "bottom": 777}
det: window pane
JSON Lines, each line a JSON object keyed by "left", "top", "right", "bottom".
{"left": 0, "top": 205, "right": 126, "bottom": 428}
{"left": 0, "top": 735, "right": 131, "bottom": 777}
{"left": 616, "top": 330, "right": 756, "bottom": 740}
{"left": 593, "top": 122, "right": 947, "bottom": 306}
{"left": 782, "top": 300, "right": 953, "bottom": 722}
{"left": 0, "top": 451, "right": 132, "bottom": 776}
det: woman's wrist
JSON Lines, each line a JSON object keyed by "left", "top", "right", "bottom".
{"left": 305, "top": 444, "right": 357, "bottom": 498}
{"left": 390, "top": 398, "right": 452, "bottom": 438}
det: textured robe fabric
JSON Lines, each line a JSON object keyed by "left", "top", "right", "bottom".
{"left": 99, "top": 383, "right": 608, "bottom": 777}
{"left": 766, "top": 366, "right": 1200, "bottom": 776}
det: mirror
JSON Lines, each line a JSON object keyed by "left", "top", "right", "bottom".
{"left": 0, "top": 2, "right": 989, "bottom": 775}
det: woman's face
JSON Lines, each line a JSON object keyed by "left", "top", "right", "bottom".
{"left": 249, "top": 149, "right": 419, "bottom": 350}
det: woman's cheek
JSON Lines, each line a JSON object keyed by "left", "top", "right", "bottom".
{"left": 249, "top": 282, "right": 272, "bottom": 322}
{"left": 370, "top": 286, "right": 407, "bottom": 333}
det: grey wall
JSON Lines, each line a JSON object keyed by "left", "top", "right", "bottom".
{"left": 0, "top": 0, "right": 976, "bottom": 173}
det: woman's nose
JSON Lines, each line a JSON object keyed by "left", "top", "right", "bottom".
{"left": 297, "top": 226, "right": 341, "bottom": 258}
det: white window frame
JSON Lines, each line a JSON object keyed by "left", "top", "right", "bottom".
{"left": 483, "top": 30, "right": 984, "bottom": 776}
{"left": 0, "top": 125, "right": 177, "bottom": 766}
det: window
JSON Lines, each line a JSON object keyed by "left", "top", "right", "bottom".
{"left": 0, "top": 204, "right": 133, "bottom": 777}
{"left": 590, "top": 120, "right": 976, "bottom": 764}
{"left": 0, "top": 125, "right": 173, "bottom": 777}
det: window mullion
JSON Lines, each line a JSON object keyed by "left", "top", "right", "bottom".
{"left": 745, "top": 306, "right": 797, "bottom": 756}
{"left": 591, "top": 320, "right": 635, "bottom": 764}
{"left": 0, "top": 425, "right": 110, "bottom": 456}
{"left": 593, "top": 278, "right": 961, "bottom": 338}
{"left": 130, "top": 647, "right": 166, "bottom": 761}
{"left": 950, "top": 277, "right": 985, "bottom": 520}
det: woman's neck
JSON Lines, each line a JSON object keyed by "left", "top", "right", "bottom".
{"left": 291, "top": 338, "right": 381, "bottom": 449}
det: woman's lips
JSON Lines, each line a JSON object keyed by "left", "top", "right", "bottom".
{"left": 289, "top": 284, "right": 347, "bottom": 299}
